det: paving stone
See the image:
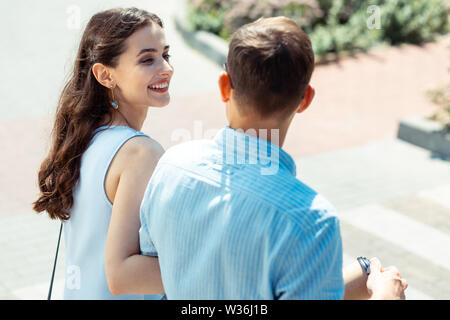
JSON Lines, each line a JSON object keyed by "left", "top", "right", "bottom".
{"left": 383, "top": 195, "right": 450, "bottom": 234}
{"left": 341, "top": 221, "right": 449, "bottom": 299}
{"left": 296, "top": 139, "right": 450, "bottom": 211}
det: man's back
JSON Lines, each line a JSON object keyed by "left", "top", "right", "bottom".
{"left": 139, "top": 126, "right": 344, "bottom": 299}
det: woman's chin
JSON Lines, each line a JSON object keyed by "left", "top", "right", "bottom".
{"left": 146, "top": 93, "right": 171, "bottom": 108}
{"left": 148, "top": 99, "right": 170, "bottom": 108}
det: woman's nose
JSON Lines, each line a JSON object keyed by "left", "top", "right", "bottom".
{"left": 159, "top": 59, "right": 173, "bottom": 77}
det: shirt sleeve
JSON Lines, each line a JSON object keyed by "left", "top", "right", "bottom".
{"left": 139, "top": 220, "right": 158, "bottom": 257}
{"left": 139, "top": 181, "right": 158, "bottom": 257}
{"left": 273, "top": 214, "right": 345, "bottom": 300}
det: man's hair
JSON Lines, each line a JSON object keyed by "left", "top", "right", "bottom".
{"left": 227, "top": 16, "right": 315, "bottom": 119}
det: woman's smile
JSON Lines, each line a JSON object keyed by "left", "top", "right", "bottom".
{"left": 148, "top": 79, "right": 169, "bottom": 93}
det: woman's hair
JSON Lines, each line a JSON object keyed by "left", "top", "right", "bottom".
{"left": 33, "top": 8, "right": 163, "bottom": 221}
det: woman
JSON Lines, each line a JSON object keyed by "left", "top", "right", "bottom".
{"left": 33, "top": 7, "right": 172, "bottom": 299}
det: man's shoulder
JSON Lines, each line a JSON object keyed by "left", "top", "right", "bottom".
{"left": 270, "top": 176, "right": 339, "bottom": 230}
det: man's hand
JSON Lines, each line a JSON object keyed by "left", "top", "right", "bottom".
{"left": 367, "top": 257, "right": 408, "bottom": 300}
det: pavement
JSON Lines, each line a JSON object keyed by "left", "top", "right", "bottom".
{"left": 0, "top": 0, "right": 449, "bottom": 299}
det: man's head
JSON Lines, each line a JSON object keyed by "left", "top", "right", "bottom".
{"left": 219, "top": 16, "right": 315, "bottom": 124}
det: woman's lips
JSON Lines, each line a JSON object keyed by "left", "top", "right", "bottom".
{"left": 148, "top": 80, "right": 169, "bottom": 93}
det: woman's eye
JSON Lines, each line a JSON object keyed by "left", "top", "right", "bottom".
{"left": 141, "top": 58, "right": 154, "bottom": 64}
{"left": 163, "top": 53, "right": 171, "bottom": 61}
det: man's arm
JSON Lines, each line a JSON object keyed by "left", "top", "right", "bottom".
{"left": 274, "top": 215, "right": 345, "bottom": 300}
{"left": 344, "top": 258, "right": 408, "bottom": 300}
{"left": 343, "top": 259, "right": 371, "bottom": 299}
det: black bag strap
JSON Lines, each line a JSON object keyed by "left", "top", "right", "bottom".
{"left": 48, "top": 223, "right": 63, "bottom": 300}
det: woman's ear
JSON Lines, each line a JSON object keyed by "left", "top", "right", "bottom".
{"left": 92, "top": 63, "right": 115, "bottom": 88}
{"left": 218, "top": 71, "right": 232, "bottom": 103}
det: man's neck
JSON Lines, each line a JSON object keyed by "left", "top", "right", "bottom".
{"left": 228, "top": 117, "right": 290, "bottom": 148}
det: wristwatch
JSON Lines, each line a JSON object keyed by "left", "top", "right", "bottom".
{"left": 357, "top": 256, "right": 371, "bottom": 275}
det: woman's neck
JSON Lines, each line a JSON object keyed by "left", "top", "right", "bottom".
{"left": 109, "top": 103, "right": 148, "bottom": 131}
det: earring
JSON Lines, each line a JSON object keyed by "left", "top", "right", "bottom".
{"left": 110, "top": 85, "right": 119, "bottom": 110}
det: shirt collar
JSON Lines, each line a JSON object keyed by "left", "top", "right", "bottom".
{"left": 213, "top": 126, "right": 297, "bottom": 176}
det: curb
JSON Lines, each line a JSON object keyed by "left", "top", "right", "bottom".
{"left": 397, "top": 117, "right": 450, "bottom": 157}
{"left": 173, "top": 11, "right": 229, "bottom": 66}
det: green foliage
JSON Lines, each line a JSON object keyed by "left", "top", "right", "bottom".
{"left": 378, "top": 0, "right": 449, "bottom": 45}
{"left": 187, "top": 0, "right": 449, "bottom": 59}
{"left": 187, "top": 0, "right": 228, "bottom": 35}
{"left": 428, "top": 78, "right": 450, "bottom": 132}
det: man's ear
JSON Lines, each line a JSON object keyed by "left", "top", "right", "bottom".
{"left": 218, "top": 71, "right": 232, "bottom": 103}
{"left": 92, "top": 63, "right": 115, "bottom": 88}
{"left": 296, "top": 85, "right": 315, "bottom": 114}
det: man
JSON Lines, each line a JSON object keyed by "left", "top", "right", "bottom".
{"left": 139, "top": 16, "right": 407, "bottom": 299}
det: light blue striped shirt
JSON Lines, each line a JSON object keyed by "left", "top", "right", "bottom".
{"left": 139, "top": 126, "right": 344, "bottom": 299}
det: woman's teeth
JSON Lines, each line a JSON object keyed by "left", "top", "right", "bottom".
{"left": 150, "top": 82, "right": 168, "bottom": 89}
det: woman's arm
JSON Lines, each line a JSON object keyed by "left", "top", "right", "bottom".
{"left": 104, "top": 136, "right": 165, "bottom": 296}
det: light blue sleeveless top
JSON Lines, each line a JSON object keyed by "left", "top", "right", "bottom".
{"left": 63, "top": 126, "right": 163, "bottom": 300}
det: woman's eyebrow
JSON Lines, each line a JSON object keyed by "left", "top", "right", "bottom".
{"left": 137, "top": 45, "right": 170, "bottom": 57}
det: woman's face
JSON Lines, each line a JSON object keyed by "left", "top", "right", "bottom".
{"left": 112, "top": 23, "right": 173, "bottom": 108}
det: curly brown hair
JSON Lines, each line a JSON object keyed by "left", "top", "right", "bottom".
{"left": 33, "top": 8, "right": 163, "bottom": 221}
